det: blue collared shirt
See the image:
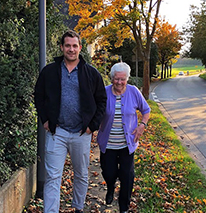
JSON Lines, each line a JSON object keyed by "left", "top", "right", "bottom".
{"left": 58, "top": 61, "right": 83, "bottom": 132}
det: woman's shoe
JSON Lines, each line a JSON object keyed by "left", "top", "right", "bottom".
{"left": 75, "top": 210, "right": 83, "bottom": 213}
{"left": 106, "top": 191, "right": 114, "bottom": 204}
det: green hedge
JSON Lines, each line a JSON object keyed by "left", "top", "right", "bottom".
{"left": 0, "top": 0, "right": 68, "bottom": 186}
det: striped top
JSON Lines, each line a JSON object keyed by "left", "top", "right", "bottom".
{"left": 106, "top": 95, "right": 127, "bottom": 150}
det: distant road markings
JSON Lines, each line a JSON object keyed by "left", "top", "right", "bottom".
{"left": 151, "top": 92, "right": 160, "bottom": 103}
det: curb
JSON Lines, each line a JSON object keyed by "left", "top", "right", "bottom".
{"left": 158, "top": 103, "right": 206, "bottom": 178}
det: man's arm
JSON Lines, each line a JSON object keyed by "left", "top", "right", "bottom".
{"left": 34, "top": 70, "right": 48, "bottom": 125}
{"left": 88, "top": 73, "right": 107, "bottom": 132}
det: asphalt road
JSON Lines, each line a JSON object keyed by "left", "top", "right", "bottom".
{"left": 150, "top": 74, "right": 206, "bottom": 176}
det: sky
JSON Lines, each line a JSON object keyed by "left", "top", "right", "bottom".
{"left": 159, "top": 0, "right": 202, "bottom": 30}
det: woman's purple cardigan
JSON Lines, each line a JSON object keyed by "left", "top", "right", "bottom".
{"left": 97, "top": 84, "right": 151, "bottom": 154}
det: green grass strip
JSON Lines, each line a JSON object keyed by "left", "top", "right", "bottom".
{"left": 133, "top": 100, "right": 206, "bottom": 213}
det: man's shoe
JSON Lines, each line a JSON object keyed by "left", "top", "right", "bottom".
{"left": 120, "top": 211, "right": 128, "bottom": 213}
{"left": 106, "top": 191, "right": 114, "bottom": 204}
{"left": 75, "top": 210, "right": 83, "bottom": 213}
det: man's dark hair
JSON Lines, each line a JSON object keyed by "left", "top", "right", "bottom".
{"left": 61, "top": 30, "right": 82, "bottom": 46}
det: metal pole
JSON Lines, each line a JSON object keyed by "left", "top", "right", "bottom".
{"left": 119, "top": 55, "right": 122, "bottom": 62}
{"left": 36, "top": 0, "right": 46, "bottom": 199}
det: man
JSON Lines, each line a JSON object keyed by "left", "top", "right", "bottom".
{"left": 34, "top": 30, "right": 107, "bottom": 213}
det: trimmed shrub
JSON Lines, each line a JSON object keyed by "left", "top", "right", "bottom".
{"left": 0, "top": 0, "right": 68, "bottom": 186}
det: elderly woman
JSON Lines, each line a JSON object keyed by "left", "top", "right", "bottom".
{"left": 97, "top": 62, "right": 150, "bottom": 213}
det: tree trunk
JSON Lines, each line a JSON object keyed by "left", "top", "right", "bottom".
{"left": 135, "top": 49, "right": 139, "bottom": 86}
{"left": 163, "top": 64, "right": 166, "bottom": 79}
{"left": 170, "top": 64, "right": 172, "bottom": 77}
{"left": 142, "top": 59, "right": 150, "bottom": 100}
{"left": 161, "top": 63, "right": 164, "bottom": 79}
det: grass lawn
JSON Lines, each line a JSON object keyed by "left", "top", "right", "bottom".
{"left": 171, "top": 66, "right": 205, "bottom": 78}
{"left": 199, "top": 72, "right": 206, "bottom": 80}
{"left": 133, "top": 100, "right": 206, "bottom": 212}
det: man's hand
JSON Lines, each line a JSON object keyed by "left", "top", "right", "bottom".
{"left": 86, "top": 127, "right": 92, "bottom": 134}
{"left": 43, "top": 121, "right": 50, "bottom": 131}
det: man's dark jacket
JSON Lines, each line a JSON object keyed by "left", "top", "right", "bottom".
{"left": 34, "top": 55, "right": 107, "bottom": 134}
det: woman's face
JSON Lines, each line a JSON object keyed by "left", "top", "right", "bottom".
{"left": 112, "top": 71, "right": 127, "bottom": 94}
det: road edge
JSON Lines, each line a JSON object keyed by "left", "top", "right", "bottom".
{"left": 157, "top": 102, "right": 206, "bottom": 178}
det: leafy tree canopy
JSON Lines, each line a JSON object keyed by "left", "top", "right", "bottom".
{"left": 65, "top": 0, "right": 163, "bottom": 99}
{"left": 155, "top": 20, "right": 182, "bottom": 65}
{"left": 183, "top": 1, "right": 206, "bottom": 66}
{"left": 155, "top": 20, "right": 182, "bottom": 79}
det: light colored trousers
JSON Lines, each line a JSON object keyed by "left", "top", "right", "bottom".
{"left": 43, "top": 127, "right": 92, "bottom": 213}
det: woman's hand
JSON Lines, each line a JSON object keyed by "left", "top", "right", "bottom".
{"left": 132, "top": 124, "right": 145, "bottom": 143}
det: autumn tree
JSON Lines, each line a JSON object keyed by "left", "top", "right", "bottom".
{"left": 108, "top": 39, "right": 158, "bottom": 81}
{"left": 155, "top": 20, "right": 182, "bottom": 79}
{"left": 65, "top": 0, "right": 162, "bottom": 99}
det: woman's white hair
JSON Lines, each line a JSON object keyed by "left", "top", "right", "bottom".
{"left": 110, "top": 62, "right": 131, "bottom": 80}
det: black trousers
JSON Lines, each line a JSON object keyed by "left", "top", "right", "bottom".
{"left": 100, "top": 148, "right": 134, "bottom": 212}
